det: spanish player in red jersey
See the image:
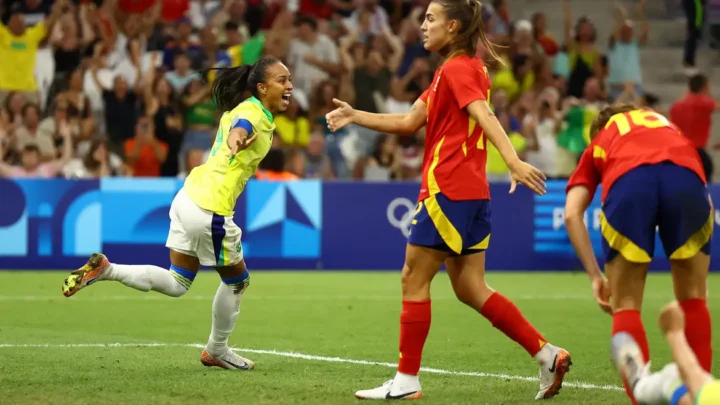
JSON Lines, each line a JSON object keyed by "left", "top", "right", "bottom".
{"left": 325, "top": 0, "right": 572, "bottom": 400}
{"left": 564, "top": 104, "right": 713, "bottom": 404}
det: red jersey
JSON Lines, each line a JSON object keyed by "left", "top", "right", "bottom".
{"left": 566, "top": 109, "right": 705, "bottom": 202}
{"left": 669, "top": 94, "right": 717, "bottom": 148}
{"left": 418, "top": 55, "right": 491, "bottom": 202}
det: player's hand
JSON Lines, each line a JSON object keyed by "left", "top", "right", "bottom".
{"left": 509, "top": 160, "right": 547, "bottom": 195}
{"left": 232, "top": 133, "right": 259, "bottom": 155}
{"left": 326, "top": 98, "right": 354, "bottom": 132}
{"left": 591, "top": 276, "right": 612, "bottom": 315}
{"left": 658, "top": 301, "right": 685, "bottom": 335}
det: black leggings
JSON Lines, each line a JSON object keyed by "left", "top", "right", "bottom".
{"left": 683, "top": 0, "right": 707, "bottom": 67}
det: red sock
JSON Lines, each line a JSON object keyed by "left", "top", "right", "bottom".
{"left": 680, "top": 299, "right": 713, "bottom": 373}
{"left": 480, "top": 292, "right": 547, "bottom": 357}
{"left": 397, "top": 300, "right": 431, "bottom": 375}
{"left": 612, "top": 310, "right": 649, "bottom": 405}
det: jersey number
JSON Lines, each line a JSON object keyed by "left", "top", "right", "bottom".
{"left": 467, "top": 89, "right": 492, "bottom": 152}
{"left": 605, "top": 110, "right": 671, "bottom": 136}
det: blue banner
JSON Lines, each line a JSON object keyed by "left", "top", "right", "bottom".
{"left": 1, "top": 178, "right": 719, "bottom": 271}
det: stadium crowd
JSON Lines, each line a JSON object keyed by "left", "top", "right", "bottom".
{"left": 0, "top": 0, "right": 711, "bottom": 182}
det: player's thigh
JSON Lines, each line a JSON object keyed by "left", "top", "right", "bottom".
{"left": 444, "top": 200, "right": 493, "bottom": 305}
{"left": 600, "top": 165, "right": 659, "bottom": 266}
{"left": 657, "top": 163, "right": 713, "bottom": 261}
{"left": 605, "top": 255, "right": 649, "bottom": 311}
{"left": 166, "top": 188, "right": 201, "bottom": 272}
{"left": 195, "top": 213, "right": 243, "bottom": 268}
{"left": 402, "top": 243, "right": 447, "bottom": 300}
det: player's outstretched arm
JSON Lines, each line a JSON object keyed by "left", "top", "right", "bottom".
{"left": 659, "top": 301, "right": 714, "bottom": 397}
{"left": 465, "top": 100, "right": 546, "bottom": 195}
{"left": 565, "top": 186, "right": 611, "bottom": 314}
{"left": 325, "top": 98, "right": 427, "bottom": 136}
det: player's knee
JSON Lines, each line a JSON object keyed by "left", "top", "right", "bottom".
{"left": 453, "top": 281, "right": 493, "bottom": 309}
{"left": 221, "top": 268, "right": 250, "bottom": 295}
{"left": 401, "top": 264, "right": 431, "bottom": 298}
{"left": 169, "top": 264, "right": 196, "bottom": 297}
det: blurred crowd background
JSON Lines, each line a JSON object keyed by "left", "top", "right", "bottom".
{"left": 0, "top": 0, "right": 718, "bottom": 183}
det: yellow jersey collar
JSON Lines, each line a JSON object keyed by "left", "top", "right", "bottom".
{"left": 248, "top": 96, "right": 274, "bottom": 123}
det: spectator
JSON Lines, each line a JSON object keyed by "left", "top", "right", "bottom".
{"left": 13, "top": 103, "right": 55, "bottom": 161}
{"left": 165, "top": 52, "right": 196, "bottom": 94}
{"left": 0, "top": 0, "right": 65, "bottom": 106}
{"left": 176, "top": 147, "right": 205, "bottom": 179}
{"left": 63, "top": 138, "right": 126, "bottom": 178}
{"left": 288, "top": 15, "right": 342, "bottom": 95}
{"left": 162, "top": 17, "right": 201, "bottom": 70}
{"left": 486, "top": 110, "right": 527, "bottom": 182}
{"left": 180, "top": 77, "right": 216, "bottom": 169}
{"left": 255, "top": 148, "right": 299, "bottom": 180}
{"left": 525, "top": 88, "right": 562, "bottom": 179}
{"left": 55, "top": 68, "right": 95, "bottom": 140}
{"left": 37, "top": 97, "right": 81, "bottom": 158}
{"left": 123, "top": 116, "right": 168, "bottom": 177}
{"left": 145, "top": 58, "right": 183, "bottom": 176}
{"left": 563, "top": 0, "right": 600, "bottom": 99}
{"left": 275, "top": 96, "right": 311, "bottom": 148}
{"left": 297, "top": 132, "right": 334, "bottom": 179}
{"left": 607, "top": 1, "right": 648, "bottom": 101}
{"left": 0, "top": 127, "right": 72, "bottom": 178}
{"left": 682, "top": 0, "right": 707, "bottom": 76}
{"left": 669, "top": 74, "right": 720, "bottom": 182}
{"left": 1, "top": 91, "right": 28, "bottom": 136}
{"left": 532, "top": 12, "right": 559, "bottom": 56}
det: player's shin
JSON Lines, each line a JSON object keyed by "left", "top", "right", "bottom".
{"left": 480, "top": 292, "right": 548, "bottom": 358}
{"left": 105, "top": 263, "right": 193, "bottom": 297}
{"left": 397, "top": 300, "right": 431, "bottom": 377}
{"left": 679, "top": 299, "right": 713, "bottom": 372}
{"left": 206, "top": 269, "right": 249, "bottom": 357}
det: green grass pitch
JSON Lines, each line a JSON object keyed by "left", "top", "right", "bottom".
{"left": 1, "top": 271, "right": 719, "bottom": 404}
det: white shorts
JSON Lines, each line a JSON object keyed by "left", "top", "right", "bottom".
{"left": 166, "top": 188, "right": 244, "bottom": 267}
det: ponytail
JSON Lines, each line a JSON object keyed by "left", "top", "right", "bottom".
{"left": 201, "top": 56, "right": 281, "bottom": 112}
{"left": 438, "top": 0, "right": 505, "bottom": 65}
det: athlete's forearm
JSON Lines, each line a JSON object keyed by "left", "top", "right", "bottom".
{"left": 666, "top": 331, "right": 713, "bottom": 395}
{"left": 565, "top": 213, "right": 602, "bottom": 280}
{"left": 467, "top": 101, "right": 521, "bottom": 169}
{"left": 351, "top": 111, "right": 414, "bottom": 136}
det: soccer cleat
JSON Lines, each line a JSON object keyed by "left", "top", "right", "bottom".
{"left": 201, "top": 349, "right": 255, "bottom": 370}
{"left": 62, "top": 253, "right": 111, "bottom": 297}
{"left": 611, "top": 332, "right": 656, "bottom": 403}
{"left": 354, "top": 379, "right": 423, "bottom": 400}
{"left": 535, "top": 346, "right": 572, "bottom": 400}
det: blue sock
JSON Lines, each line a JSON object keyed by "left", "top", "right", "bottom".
{"left": 221, "top": 269, "right": 250, "bottom": 293}
{"left": 170, "top": 264, "right": 197, "bottom": 290}
{"left": 670, "top": 384, "right": 688, "bottom": 405}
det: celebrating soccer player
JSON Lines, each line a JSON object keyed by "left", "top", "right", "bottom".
{"left": 564, "top": 104, "right": 712, "bottom": 403}
{"left": 61, "top": 57, "right": 294, "bottom": 371}
{"left": 325, "top": 0, "right": 571, "bottom": 400}
{"left": 612, "top": 301, "right": 720, "bottom": 405}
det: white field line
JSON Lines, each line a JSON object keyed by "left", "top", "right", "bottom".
{"left": 0, "top": 342, "right": 623, "bottom": 392}
{"left": 0, "top": 294, "right": 687, "bottom": 301}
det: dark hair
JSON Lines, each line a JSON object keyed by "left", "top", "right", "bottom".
{"left": 225, "top": 21, "right": 240, "bottom": 31}
{"left": 202, "top": 56, "right": 280, "bottom": 112}
{"left": 432, "top": 0, "right": 502, "bottom": 63}
{"left": 689, "top": 74, "right": 708, "bottom": 93}
{"left": 589, "top": 103, "right": 638, "bottom": 139}
{"left": 295, "top": 15, "right": 318, "bottom": 31}
{"left": 258, "top": 148, "right": 286, "bottom": 172}
{"left": 83, "top": 139, "right": 108, "bottom": 172}
{"left": 574, "top": 17, "right": 596, "bottom": 43}
{"left": 23, "top": 144, "right": 40, "bottom": 154}
{"left": 22, "top": 103, "right": 40, "bottom": 117}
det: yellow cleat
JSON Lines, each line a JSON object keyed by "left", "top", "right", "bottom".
{"left": 62, "top": 253, "right": 111, "bottom": 297}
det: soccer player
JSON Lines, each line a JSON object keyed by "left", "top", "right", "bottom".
{"left": 564, "top": 103, "right": 712, "bottom": 403}
{"left": 612, "top": 301, "right": 720, "bottom": 405}
{"left": 325, "top": 0, "right": 572, "bottom": 400}
{"left": 61, "top": 56, "right": 294, "bottom": 371}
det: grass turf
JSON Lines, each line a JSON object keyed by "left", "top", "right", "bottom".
{"left": 1, "top": 271, "right": 719, "bottom": 404}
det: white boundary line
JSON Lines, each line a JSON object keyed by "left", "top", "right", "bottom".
{"left": 0, "top": 342, "right": 623, "bottom": 392}
{"left": 0, "top": 294, "right": 685, "bottom": 301}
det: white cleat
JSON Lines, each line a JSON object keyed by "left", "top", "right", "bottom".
{"left": 535, "top": 345, "right": 573, "bottom": 400}
{"left": 611, "top": 332, "right": 649, "bottom": 394}
{"left": 201, "top": 349, "right": 255, "bottom": 370}
{"left": 355, "top": 379, "right": 423, "bottom": 400}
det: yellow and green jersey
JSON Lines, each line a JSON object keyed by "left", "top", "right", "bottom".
{"left": 183, "top": 96, "right": 275, "bottom": 216}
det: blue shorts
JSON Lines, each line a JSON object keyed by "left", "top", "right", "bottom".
{"left": 407, "top": 193, "right": 491, "bottom": 256}
{"left": 601, "top": 162, "right": 713, "bottom": 264}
